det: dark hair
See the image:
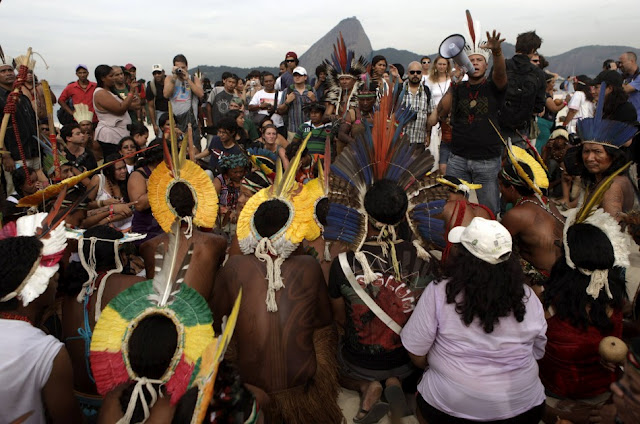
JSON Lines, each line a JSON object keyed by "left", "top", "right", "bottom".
{"left": 538, "top": 54, "right": 549, "bottom": 69}
{"left": 259, "top": 116, "right": 274, "bottom": 128}
{"left": 442, "top": 245, "right": 527, "bottom": 333}
{"left": 11, "top": 166, "right": 35, "bottom": 196}
{"left": 0, "top": 237, "right": 43, "bottom": 311}
{"left": 118, "top": 136, "right": 135, "bottom": 150}
{"left": 515, "top": 31, "right": 542, "bottom": 55}
{"left": 306, "top": 102, "right": 326, "bottom": 114}
{"left": 421, "top": 56, "right": 431, "bottom": 62}
{"left": 61, "top": 123, "right": 80, "bottom": 141}
{"left": 285, "top": 141, "right": 308, "bottom": 160}
{"left": 83, "top": 225, "right": 123, "bottom": 270}
{"left": 603, "top": 59, "right": 616, "bottom": 71}
{"left": 103, "top": 153, "right": 130, "bottom": 201}
{"left": 225, "top": 109, "right": 243, "bottom": 121}
{"left": 136, "top": 140, "right": 164, "bottom": 169}
{"left": 122, "top": 313, "right": 178, "bottom": 423}
{"left": 94, "top": 64, "right": 113, "bottom": 88}
{"left": 168, "top": 182, "right": 195, "bottom": 218}
{"left": 543, "top": 223, "right": 625, "bottom": 332}
{"left": 603, "top": 85, "right": 630, "bottom": 120}
{"left": 221, "top": 71, "right": 233, "bottom": 81}
{"left": 129, "top": 122, "right": 149, "bottom": 137}
{"left": 393, "top": 63, "right": 405, "bottom": 78}
{"left": 173, "top": 54, "right": 188, "bottom": 66}
{"left": 500, "top": 162, "right": 536, "bottom": 196}
{"left": 370, "top": 55, "right": 387, "bottom": 77}
{"left": 574, "top": 75, "right": 595, "bottom": 102}
{"left": 316, "top": 197, "right": 329, "bottom": 227}
{"left": 158, "top": 113, "right": 173, "bottom": 128}
{"left": 246, "top": 69, "right": 261, "bottom": 80}
{"left": 262, "top": 72, "right": 275, "bottom": 82}
{"left": 254, "top": 199, "right": 290, "bottom": 238}
{"left": 218, "top": 117, "right": 239, "bottom": 136}
{"left": 315, "top": 64, "right": 327, "bottom": 77}
{"left": 364, "top": 179, "right": 408, "bottom": 225}
{"left": 579, "top": 144, "right": 628, "bottom": 184}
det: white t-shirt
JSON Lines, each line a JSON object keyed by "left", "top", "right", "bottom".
{"left": 401, "top": 280, "right": 547, "bottom": 421}
{"left": 248, "top": 89, "right": 284, "bottom": 128}
{"left": 0, "top": 320, "right": 64, "bottom": 424}
{"left": 567, "top": 90, "right": 595, "bottom": 132}
{"left": 425, "top": 78, "right": 451, "bottom": 107}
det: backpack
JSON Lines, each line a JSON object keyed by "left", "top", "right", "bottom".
{"left": 498, "top": 60, "right": 541, "bottom": 130}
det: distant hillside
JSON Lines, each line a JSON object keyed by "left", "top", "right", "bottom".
{"left": 299, "top": 17, "right": 372, "bottom": 72}
{"left": 189, "top": 65, "right": 279, "bottom": 84}
{"left": 546, "top": 45, "right": 640, "bottom": 77}
{"left": 192, "top": 18, "right": 639, "bottom": 81}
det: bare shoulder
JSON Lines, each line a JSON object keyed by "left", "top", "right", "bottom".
{"left": 196, "top": 231, "right": 227, "bottom": 249}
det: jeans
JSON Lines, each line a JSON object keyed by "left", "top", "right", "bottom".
{"left": 446, "top": 152, "right": 502, "bottom": 216}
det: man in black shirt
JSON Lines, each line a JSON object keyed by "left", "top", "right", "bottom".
{"left": 145, "top": 64, "right": 168, "bottom": 136}
{"left": 435, "top": 30, "right": 507, "bottom": 216}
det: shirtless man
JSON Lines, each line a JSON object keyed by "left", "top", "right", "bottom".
{"left": 212, "top": 198, "right": 343, "bottom": 424}
{"left": 61, "top": 226, "right": 145, "bottom": 417}
{"left": 337, "top": 90, "right": 376, "bottom": 154}
{"left": 499, "top": 162, "right": 565, "bottom": 283}
{"left": 140, "top": 176, "right": 227, "bottom": 302}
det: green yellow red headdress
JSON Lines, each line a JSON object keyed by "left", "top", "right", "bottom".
{"left": 148, "top": 106, "right": 218, "bottom": 235}
{"left": 236, "top": 132, "right": 314, "bottom": 312}
{"left": 90, "top": 221, "right": 214, "bottom": 423}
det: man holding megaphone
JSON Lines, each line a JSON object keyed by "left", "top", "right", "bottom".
{"left": 433, "top": 26, "right": 507, "bottom": 216}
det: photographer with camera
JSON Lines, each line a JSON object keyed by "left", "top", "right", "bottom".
{"left": 163, "top": 54, "right": 204, "bottom": 151}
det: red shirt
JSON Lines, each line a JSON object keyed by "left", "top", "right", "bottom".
{"left": 59, "top": 80, "right": 98, "bottom": 122}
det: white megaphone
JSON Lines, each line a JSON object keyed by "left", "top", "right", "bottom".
{"left": 439, "top": 34, "right": 475, "bottom": 76}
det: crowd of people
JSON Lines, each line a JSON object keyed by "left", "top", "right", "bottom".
{"left": 2, "top": 12, "right": 640, "bottom": 424}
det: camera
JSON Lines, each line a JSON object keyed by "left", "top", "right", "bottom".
{"left": 175, "top": 68, "right": 184, "bottom": 75}
{"left": 250, "top": 80, "right": 257, "bottom": 87}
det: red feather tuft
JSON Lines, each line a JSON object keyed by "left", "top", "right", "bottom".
{"left": 162, "top": 137, "right": 173, "bottom": 173}
{"left": 466, "top": 10, "right": 476, "bottom": 47}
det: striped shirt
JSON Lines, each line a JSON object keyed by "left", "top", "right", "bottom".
{"left": 402, "top": 81, "right": 434, "bottom": 144}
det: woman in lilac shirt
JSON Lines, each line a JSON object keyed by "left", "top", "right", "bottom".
{"left": 402, "top": 217, "right": 547, "bottom": 423}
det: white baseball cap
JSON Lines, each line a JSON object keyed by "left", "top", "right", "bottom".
{"left": 152, "top": 64, "right": 164, "bottom": 73}
{"left": 292, "top": 66, "right": 307, "bottom": 76}
{"left": 448, "top": 217, "right": 512, "bottom": 264}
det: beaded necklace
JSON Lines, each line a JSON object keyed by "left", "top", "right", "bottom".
{"left": 515, "top": 195, "right": 565, "bottom": 224}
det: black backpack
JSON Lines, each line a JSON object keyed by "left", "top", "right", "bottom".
{"left": 498, "top": 60, "right": 541, "bottom": 130}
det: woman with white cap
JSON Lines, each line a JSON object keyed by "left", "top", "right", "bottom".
{"left": 402, "top": 217, "right": 548, "bottom": 423}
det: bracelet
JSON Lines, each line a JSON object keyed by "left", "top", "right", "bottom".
{"left": 109, "top": 204, "right": 114, "bottom": 218}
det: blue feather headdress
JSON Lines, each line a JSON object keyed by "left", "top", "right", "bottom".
{"left": 577, "top": 82, "right": 638, "bottom": 149}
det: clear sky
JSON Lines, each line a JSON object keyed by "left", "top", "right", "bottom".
{"left": 2, "top": 0, "right": 637, "bottom": 86}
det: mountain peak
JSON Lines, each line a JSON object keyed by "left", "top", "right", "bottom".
{"left": 299, "top": 17, "right": 372, "bottom": 72}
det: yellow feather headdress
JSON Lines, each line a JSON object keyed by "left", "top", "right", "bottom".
{"left": 236, "top": 132, "right": 313, "bottom": 312}
{"left": 148, "top": 103, "right": 218, "bottom": 235}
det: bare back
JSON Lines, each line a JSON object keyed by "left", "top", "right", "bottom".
{"left": 501, "top": 199, "right": 565, "bottom": 273}
{"left": 140, "top": 229, "right": 227, "bottom": 301}
{"left": 212, "top": 254, "right": 332, "bottom": 393}
{"left": 443, "top": 199, "right": 494, "bottom": 231}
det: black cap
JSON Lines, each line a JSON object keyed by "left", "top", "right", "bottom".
{"left": 593, "top": 70, "right": 623, "bottom": 88}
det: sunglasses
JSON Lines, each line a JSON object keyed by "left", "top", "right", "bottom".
{"left": 531, "top": 60, "right": 540, "bottom": 64}
{"left": 40, "top": 127, "right": 50, "bottom": 132}
{"left": 409, "top": 70, "right": 422, "bottom": 75}
{"left": 422, "top": 61, "right": 430, "bottom": 65}
{"left": 285, "top": 59, "right": 296, "bottom": 63}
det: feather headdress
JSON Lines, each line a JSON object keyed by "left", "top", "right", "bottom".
{"left": 236, "top": 132, "right": 315, "bottom": 312}
{"left": 324, "top": 32, "right": 369, "bottom": 115}
{"left": 463, "top": 10, "right": 491, "bottom": 62}
{"left": 148, "top": 102, "right": 218, "bottom": 236}
{"left": 325, "top": 88, "right": 434, "bottom": 283}
{"left": 90, "top": 220, "right": 214, "bottom": 424}
{"left": 577, "top": 82, "right": 638, "bottom": 149}
{"left": 73, "top": 103, "right": 94, "bottom": 123}
{"left": 0, "top": 188, "right": 77, "bottom": 306}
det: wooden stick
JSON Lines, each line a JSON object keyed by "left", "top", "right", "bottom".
{"left": 41, "top": 80, "right": 61, "bottom": 181}
{"left": 0, "top": 48, "right": 32, "bottom": 153}
{"left": 187, "top": 123, "right": 196, "bottom": 161}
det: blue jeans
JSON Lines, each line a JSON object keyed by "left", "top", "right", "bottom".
{"left": 446, "top": 153, "right": 502, "bottom": 216}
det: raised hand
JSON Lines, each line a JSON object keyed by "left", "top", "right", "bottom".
{"left": 484, "top": 30, "right": 505, "bottom": 52}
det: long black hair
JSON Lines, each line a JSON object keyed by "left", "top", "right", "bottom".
{"left": 441, "top": 245, "right": 527, "bottom": 333}
{"left": 94, "top": 64, "right": 112, "bottom": 88}
{"left": 602, "top": 85, "right": 630, "bottom": 120}
{"left": 543, "top": 223, "right": 626, "bottom": 333}
{"left": 103, "top": 153, "right": 130, "bottom": 202}
{"left": 579, "top": 143, "right": 628, "bottom": 185}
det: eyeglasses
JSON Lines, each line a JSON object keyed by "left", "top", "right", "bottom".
{"left": 422, "top": 61, "right": 430, "bottom": 65}
{"left": 409, "top": 70, "right": 422, "bottom": 75}
{"left": 531, "top": 60, "right": 540, "bottom": 64}
{"left": 40, "top": 127, "right": 49, "bottom": 132}
{"left": 285, "top": 59, "right": 296, "bottom": 63}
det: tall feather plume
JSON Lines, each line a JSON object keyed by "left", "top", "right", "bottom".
{"left": 332, "top": 32, "right": 348, "bottom": 72}
{"left": 323, "top": 136, "right": 331, "bottom": 193}
{"left": 149, "top": 220, "right": 183, "bottom": 306}
{"left": 0, "top": 46, "right": 5, "bottom": 65}
{"left": 371, "top": 90, "right": 395, "bottom": 180}
{"left": 466, "top": 10, "right": 476, "bottom": 47}
{"left": 18, "top": 145, "right": 155, "bottom": 207}
{"left": 167, "top": 102, "right": 178, "bottom": 176}
{"left": 273, "top": 131, "right": 311, "bottom": 198}
{"left": 576, "top": 161, "right": 632, "bottom": 223}
{"left": 174, "top": 244, "right": 193, "bottom": 285}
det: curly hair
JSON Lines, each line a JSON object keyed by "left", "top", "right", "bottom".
{"left": 441, "top": 245, "right": 527, "bottom": 333}
{"left": 543, "top": 223, "right": 626, "bottom": 333}
{"left": 219, "top": 153, "right": 249, "bottom": 173}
